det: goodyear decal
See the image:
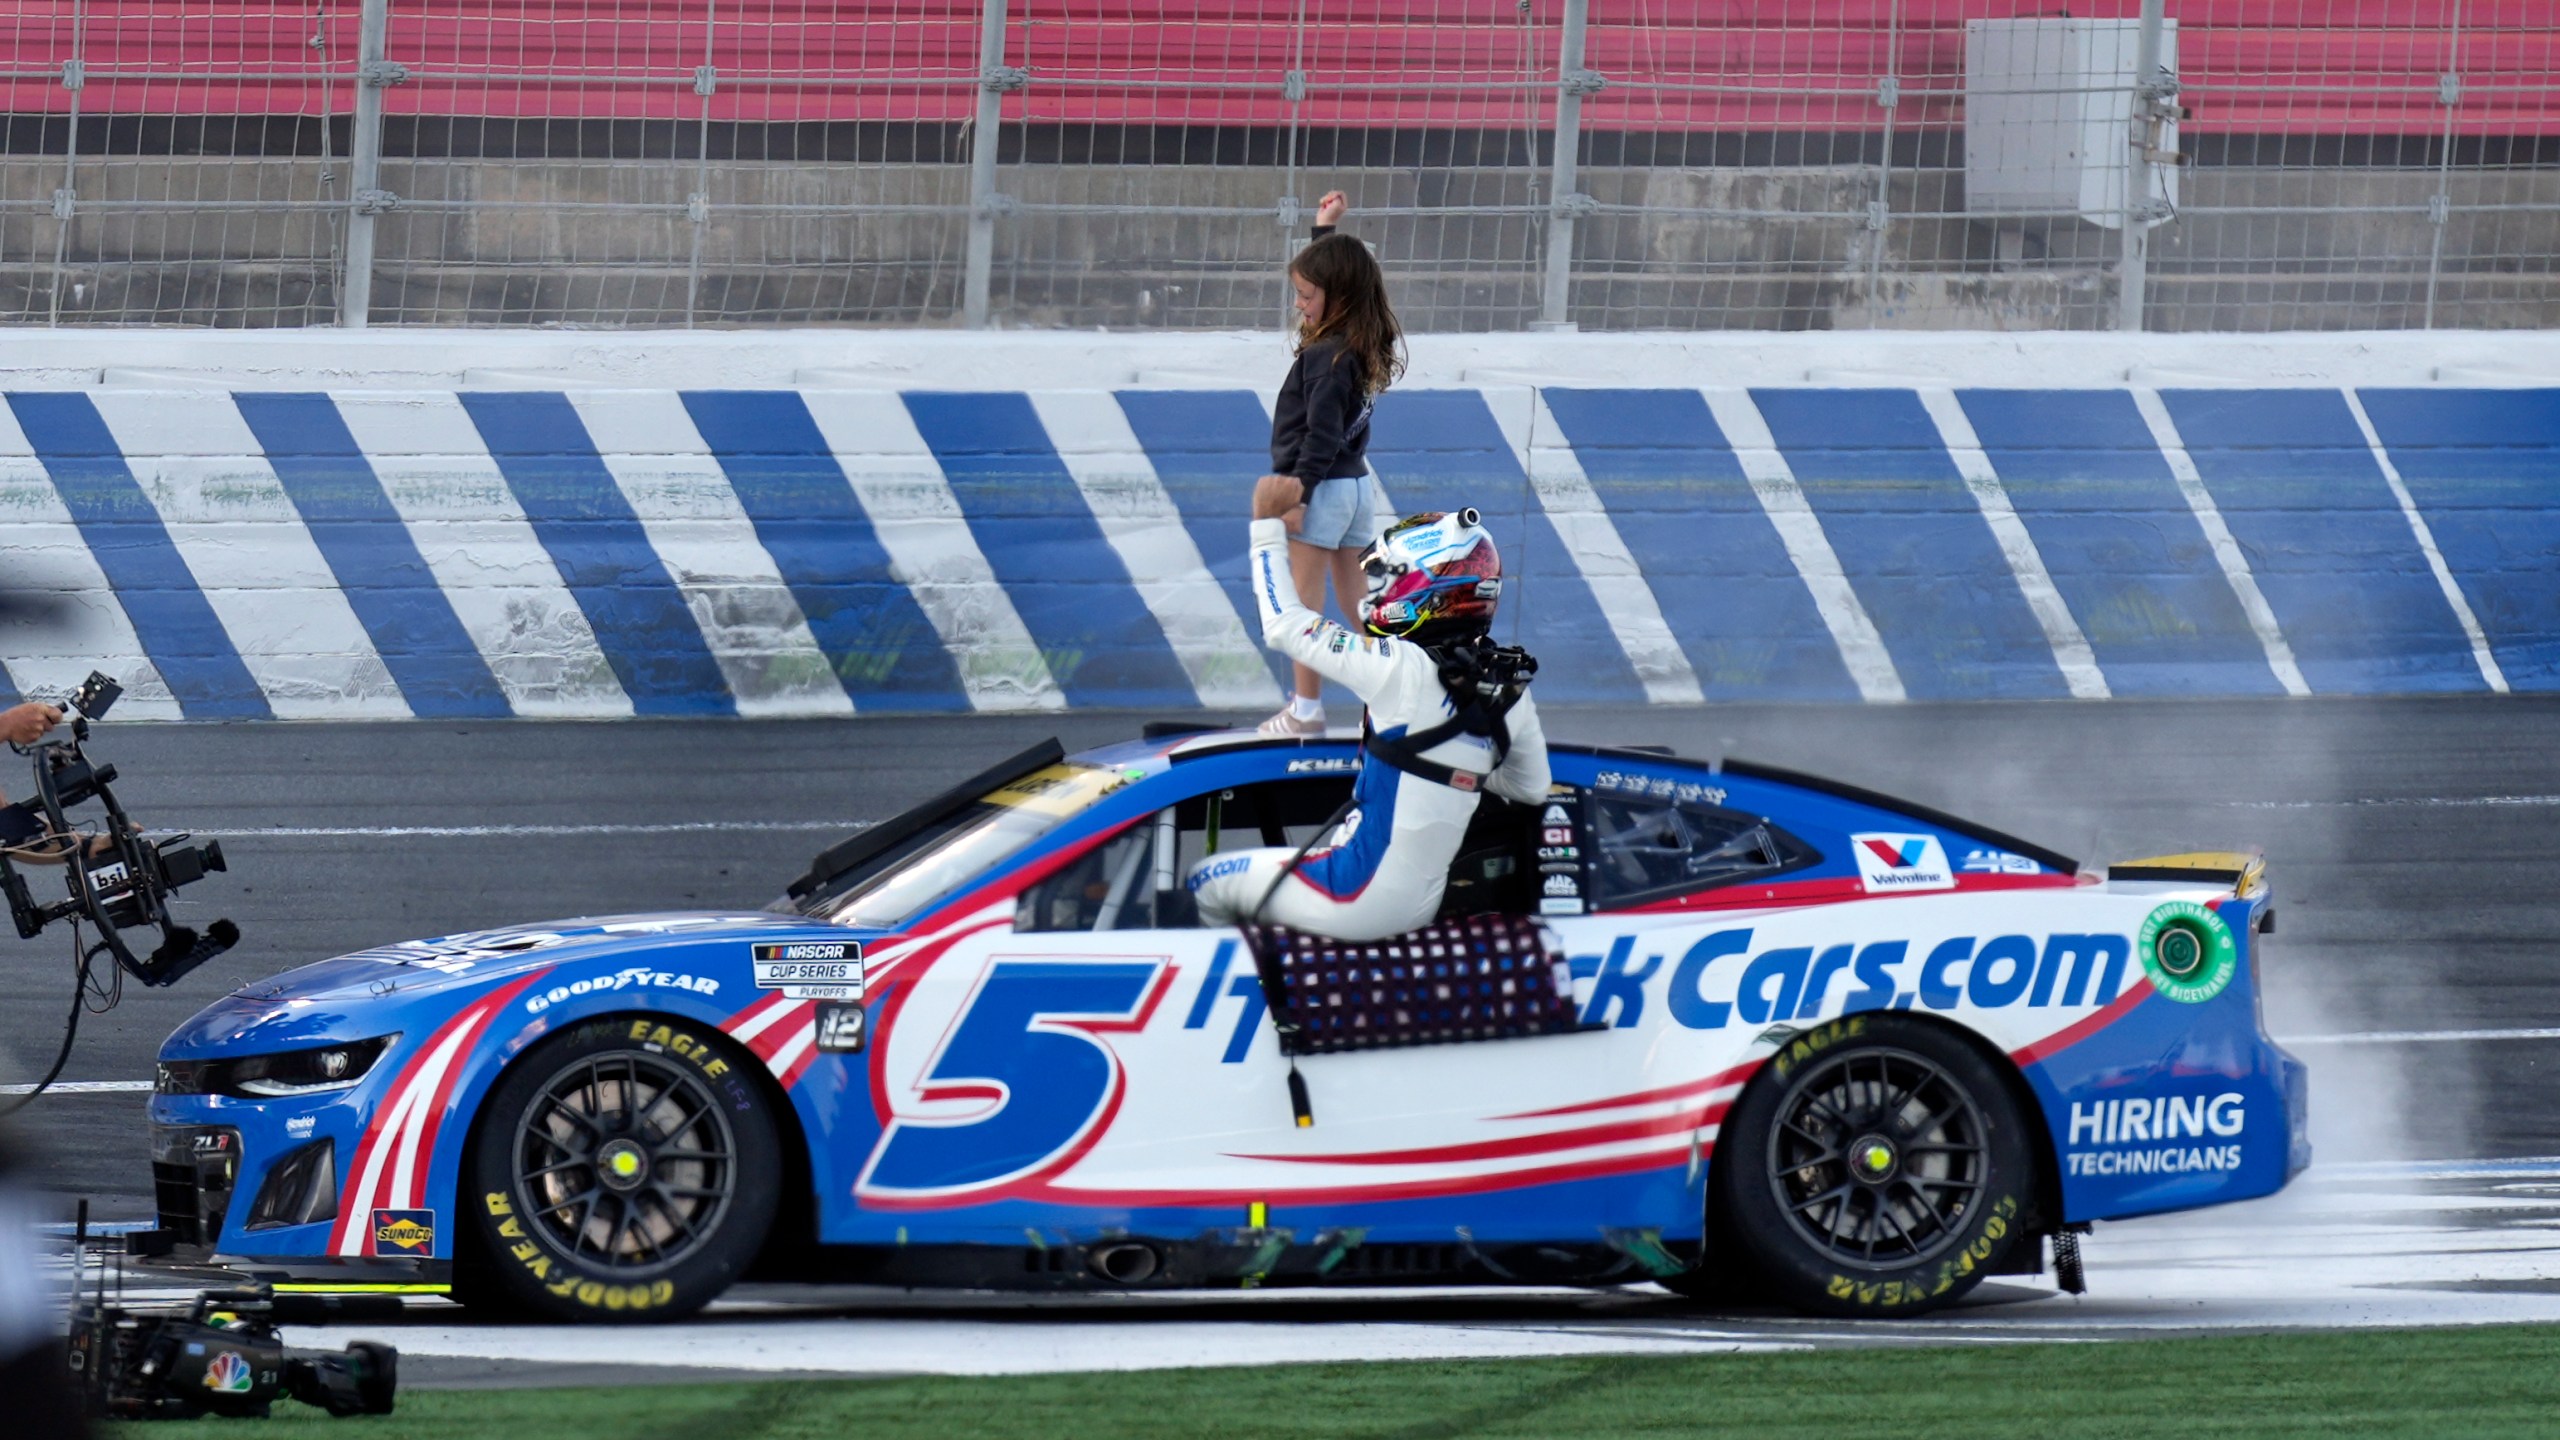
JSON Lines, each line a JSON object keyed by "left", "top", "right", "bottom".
{"left": 526, "top": 966, "right": 720, "bottom": 1014}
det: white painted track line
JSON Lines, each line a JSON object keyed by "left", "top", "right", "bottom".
{"left": 42, "top": 1160, "right": 2553, "bottom": 1376}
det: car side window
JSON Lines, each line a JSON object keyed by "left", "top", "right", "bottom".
{"left": 1016, "top": 775, "right": 1361, "bottom": 934}
{"left": 1587, "top": 793, "right": 1817, "bottom": 907}
{"left": 1015, "top": 822, "right": 1161, "bottom": 933}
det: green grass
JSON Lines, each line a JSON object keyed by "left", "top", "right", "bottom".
{"left": 117, "top": 1324, "right": 2560, "bottom": 1440}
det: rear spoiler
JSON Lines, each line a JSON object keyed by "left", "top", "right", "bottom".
{"left": 2105, "top": 850, "right": 2266, "bottom": 899}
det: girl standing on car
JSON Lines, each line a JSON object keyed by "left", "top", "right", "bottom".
{"left": 1256, "top": 190, "right": 1407, "bottom": 737}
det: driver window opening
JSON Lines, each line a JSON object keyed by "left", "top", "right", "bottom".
{"left": 1014, "top": 776, "right": 1355, "bottom": 934}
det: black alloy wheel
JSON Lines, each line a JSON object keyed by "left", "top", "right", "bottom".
{"left": 463, "top": 1019, "right": 779, "bottom": 1322}
{"left": 1770, "top": 1047, "right": 1986, "bottom": 1268}
{"left": 514, "top": 1051, "right": 735, "bottom": 1272}
{"left": 1698, "top": 1013, "right": 2036, "bottom": 1317}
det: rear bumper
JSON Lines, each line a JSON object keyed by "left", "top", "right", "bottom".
{"left": 2034, "top": 894, "right": 2307, "bottom": 1222}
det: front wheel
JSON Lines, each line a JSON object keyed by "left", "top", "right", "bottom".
{"left": 1709, "top": 1014, "right": 2035, "bottom": 1317}
{"left": 461, "top": 1017, "right": 780, "bottom": 1322}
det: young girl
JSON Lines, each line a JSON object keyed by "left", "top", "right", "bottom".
{"left": 1258, "top": 190, "right": 1407, "bottom": 736}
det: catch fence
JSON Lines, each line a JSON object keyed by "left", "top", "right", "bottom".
{"left": 1, "top": 1, "right": 2553, "bottom": 331}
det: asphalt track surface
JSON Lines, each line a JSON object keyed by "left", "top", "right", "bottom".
{"left": 13, "top": 697, "right": 2560, "bottom": 1374}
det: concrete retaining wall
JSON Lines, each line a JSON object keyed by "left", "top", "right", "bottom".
{"left": 8, "top": 161, "right": 2556, "bottom": 329}
{"left": 0, "top": 330, "right": 2553, "bottom": 718}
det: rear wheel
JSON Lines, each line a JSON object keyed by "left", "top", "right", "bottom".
{"left": 1708, "top": 1014, "right": 2034, "bottom": 1317}
{"left": 461, "top": 1017, "right": 779, "bottom": 1322}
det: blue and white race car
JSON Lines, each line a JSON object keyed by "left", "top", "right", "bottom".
{"left": 151, "top": 728, "right": 2307, "bottom": 1320}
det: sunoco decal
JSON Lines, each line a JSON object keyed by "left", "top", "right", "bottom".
{"left": 369, "top": 1208, "right": 436, "bottom": 1258}
{"left": 752, "top": 940, "right": 864, "bottom": 1001}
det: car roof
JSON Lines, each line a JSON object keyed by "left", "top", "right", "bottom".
{"left": 1064, "top": 726, "right": 2077, "bottom": 876}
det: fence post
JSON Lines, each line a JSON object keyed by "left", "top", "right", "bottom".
{"left": 1535, "top": 0, "right": 1595, "bottom": 331}
{"left": 963, "top": 0, "right": 1016, "bottom": 328}
{"left": 688, "top": 1, "right": 720, "bottom": 330}
{"left": 47, "top": 0, "right": 88, "bottom": 328}
{"left": 2116, "top": 0, "right": 2168, "bottom": 333}
{"left": 340, "top": 0, "right": 394, "bottom": 329}
{"left": 2422, "top": 1, "right": 2466, "bottom": 329}
{"left": 1864, "top": 0, "right": 1905, "bottom": 313}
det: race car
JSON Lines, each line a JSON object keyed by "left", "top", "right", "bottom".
{"left": 150, "top": 727, "right": 2307, "bottom": 1321}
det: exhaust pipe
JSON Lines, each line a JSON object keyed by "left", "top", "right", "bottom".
{"left": 1088, "top": 1242, "right": 1160, "bottom": 1285}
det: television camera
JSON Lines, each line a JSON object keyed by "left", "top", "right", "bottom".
{"left": 66, "top": 1282, "right": 398, "bottom": 1420}
{"left": 0, "top": 670, "right": 237, "bottom": 988}
{"left": 0, "top": 670, "right": 240, "bottom": 1115}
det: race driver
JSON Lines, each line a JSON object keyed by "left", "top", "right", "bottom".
{"left": 1188, "top": 473, "right": 1549, "bottom": 941}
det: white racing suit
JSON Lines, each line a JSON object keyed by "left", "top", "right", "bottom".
{"left": 1187, "top": 518, "right": 1550, "bottom": 940}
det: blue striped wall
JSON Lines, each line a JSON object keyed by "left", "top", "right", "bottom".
{"left": 0, "top": 385, "right": 2548, "bottom": 719}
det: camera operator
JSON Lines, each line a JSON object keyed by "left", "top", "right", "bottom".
{"left": 0, "top": 704, "right": 64, "bottom": 846}
{"left": 1, "top": 703, "right": 61, "bottom": 747}
{"left": 0, "top": 1133, "right": 86, "bottom": 1439}
{"left": 0, "top": 702, "right": 94, "bottom": 850}
{"left": 0, "top": 704, "right": 87, "bottom": 1433}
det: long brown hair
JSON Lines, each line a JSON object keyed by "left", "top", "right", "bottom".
{"left": 1290, "top": 233, "right": 1405, "bottom": 397}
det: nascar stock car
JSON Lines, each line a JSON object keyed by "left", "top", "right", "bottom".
{"left": 149, "top": 727, "right": 2307, "bottom": 1321}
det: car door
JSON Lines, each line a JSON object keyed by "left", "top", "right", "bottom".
{"left": 852, "top": 764, "right": 1661, "bottom": 1235}
{"left": 849, "top": 763, "right": 1364, "bottom": 1207}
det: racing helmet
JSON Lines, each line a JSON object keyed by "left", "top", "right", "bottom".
{"left": 1358, "top": 508, "right": 1502, "bottom": 644}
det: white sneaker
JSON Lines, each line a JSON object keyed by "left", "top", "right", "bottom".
{"left": 1256, "top": 706, "right": 1325, "bottom": 737}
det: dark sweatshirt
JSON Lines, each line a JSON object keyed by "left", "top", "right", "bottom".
{"left": 1269, "top": 223, "right": 1375, "bottom": 499}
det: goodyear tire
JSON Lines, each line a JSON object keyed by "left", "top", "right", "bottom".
{"left": 462, "top": 1016, "right": 779, "bottom": 1323}
{"left": 1708, "top": 1014, "right": 2034, "bottom": 1318}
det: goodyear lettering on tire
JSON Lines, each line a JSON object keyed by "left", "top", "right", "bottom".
{"left": 486, "top": 1159, "right": 680, "bottom": 1313}
{"left": 1823, "top": 1195, "right": 2021, "bottom": 1309}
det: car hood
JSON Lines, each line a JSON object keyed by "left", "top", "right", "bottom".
{"left": 162, "top": 911, "right": 874, "bottom": 1058}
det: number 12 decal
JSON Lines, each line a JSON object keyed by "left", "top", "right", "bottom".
{"left": 859, "top": 958, "right": 1173, "bottom": 1202}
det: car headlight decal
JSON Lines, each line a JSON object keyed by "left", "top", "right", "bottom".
{"left": 160, "top": 1035, "right": 401, "bottom": 1100}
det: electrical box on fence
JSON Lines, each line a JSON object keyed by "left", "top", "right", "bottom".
{"left": 1965, "top": 17, "right": 2178, "bottom": 230}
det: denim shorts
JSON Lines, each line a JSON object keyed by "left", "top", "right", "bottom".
{"left": 1296, "top": 473, "right": 1382, "bottom": 551}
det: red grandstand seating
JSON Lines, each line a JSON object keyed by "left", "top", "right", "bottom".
{"left": 0, "top": 1, "right": 2549, "bottom": 136}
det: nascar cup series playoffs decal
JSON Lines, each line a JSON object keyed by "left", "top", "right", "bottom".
{"left": 1851, "top": 833, "right": 1956, "bottom": 894}
{"left": 2138, "top": 900, "right": 2238, "bottom": 1003}
{"left": 752, "top": 939, "right": 864, "bottom": 1001}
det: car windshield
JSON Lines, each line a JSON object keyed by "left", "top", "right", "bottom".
{"left": 796, "top": 762, "right": 1139, "bottom": 929}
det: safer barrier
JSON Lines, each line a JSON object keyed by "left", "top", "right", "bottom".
{"left": 0, "top": 381, "right": 2551, "bottom": 718}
